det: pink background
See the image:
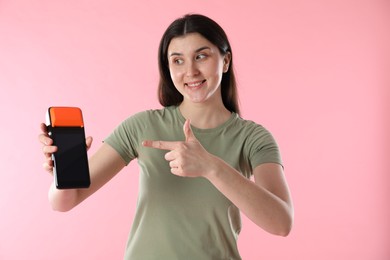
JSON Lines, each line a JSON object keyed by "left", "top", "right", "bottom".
{"left": 0, "top": 0, "right": 389, "bottom": 259}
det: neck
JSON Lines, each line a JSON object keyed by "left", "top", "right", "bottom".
{"left": 178, "top": 101, "right": 232, "bottom": 129}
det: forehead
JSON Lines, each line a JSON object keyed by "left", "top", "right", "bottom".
{"left": 168, "top": 33, "right": 216, "bottom": 54}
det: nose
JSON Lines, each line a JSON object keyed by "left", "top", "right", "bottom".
{"left": 185, "top": 61, "right": 200, "bottom": 77}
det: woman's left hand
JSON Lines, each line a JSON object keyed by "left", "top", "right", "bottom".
{"left": 143, "top": 120, "right": 294, "bottom": 236}
{"left": 142, "top": 119, "right": 214, "bottom": 178}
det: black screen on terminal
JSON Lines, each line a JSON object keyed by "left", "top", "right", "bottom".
{"left": 51, "top": 127, "right": 90, "bottom": 189}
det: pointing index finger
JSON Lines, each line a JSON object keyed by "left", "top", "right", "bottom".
{"left": 142, "top": 140, "right": 179, "bottom": 151}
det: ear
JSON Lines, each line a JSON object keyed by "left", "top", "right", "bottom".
{"left": 223, "top": 52, "right": 231, "bottom": 73}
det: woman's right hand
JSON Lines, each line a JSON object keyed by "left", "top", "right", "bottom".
{"left": 39, "top": 123, "right": 57, "bottom": 174}
{"left": 39, "top": 122, "right": 125, "bottom": 211}
{"left": 38, "top": 123, "right": 93, "bottom": 174}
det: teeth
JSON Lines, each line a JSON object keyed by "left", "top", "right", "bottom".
{"left": 186, "top": 80, "right": 204, "bottom": 87}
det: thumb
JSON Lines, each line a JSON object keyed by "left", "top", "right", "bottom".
{"left": 86, "top": 136, "right": 93, "bottom": 151}
{"left": 183, "top": 119, "right": 196, "bottom": 142}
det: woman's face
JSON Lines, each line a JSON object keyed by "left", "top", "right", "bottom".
{"left": 167, "top": 33, "right": 230, "bottom": 105}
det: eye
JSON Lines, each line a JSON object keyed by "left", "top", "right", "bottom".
{"left": 195, "top": 53, "right": 207, "bottom": 60}
{"left": 172, "top": 58, "right": 184, "bottom": 65}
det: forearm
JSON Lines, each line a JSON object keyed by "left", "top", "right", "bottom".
{"left": 48, "top": 182, "right": 79, "bottom": 212}
{"left": 205, "top": 157, "right": 293, "bottom": 236}
{"left": 47, "top": 144, "right": 126, "bottom": 212}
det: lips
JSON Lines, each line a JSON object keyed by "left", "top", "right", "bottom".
{"left": 185, "top": 80, "right": 206, "bottom": 88}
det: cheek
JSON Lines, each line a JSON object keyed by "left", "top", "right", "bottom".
{"left": 168, "top": 66, "right": 177, "bottom": 80}
{"left": 206, "top": 63, "right": 224, "bottom": 83}
{"left": 169, "top": 71, "right": 179, "bottom": 83}
{"left": 207, "top": 60, "right": 224, "bottom": 75}
{"left": 169, "top": 69, "right": 183, "bottom": 88}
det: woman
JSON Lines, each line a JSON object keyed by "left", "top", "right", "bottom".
{"left": 39, "top": 14, "right": 293, "bottom": 260}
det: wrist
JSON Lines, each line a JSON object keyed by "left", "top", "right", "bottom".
{"left": 48, "top": 183, "right": 78, "bottom": 212}
{"left": 203, "top": 155, "right": 223, "bottom": 181}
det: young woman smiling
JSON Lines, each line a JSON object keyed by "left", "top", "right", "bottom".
{"left": 39, "top": 14, "right": 294, "bottom": 260}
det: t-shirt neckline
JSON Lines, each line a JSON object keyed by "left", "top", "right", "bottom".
{"left": 174, "top": 106, "right": 237, "bottom": 134}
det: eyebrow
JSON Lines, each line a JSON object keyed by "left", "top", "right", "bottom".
{"left": 169, "top": 46, "right": 211, "bottom": 57}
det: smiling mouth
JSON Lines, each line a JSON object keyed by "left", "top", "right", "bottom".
{"left": 185, "top": 80, "right": 206, "bottom": 88}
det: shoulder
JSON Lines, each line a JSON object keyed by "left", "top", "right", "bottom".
{"left": 105, "top": 107, "right": 177, "bottom": 155}
{"left": 121, "top": 106, "right": 176, "bottom": 126}
{"left": 231, "top": 114, "right": 273, "bottom": 139}
{"left": 232, "top": 116, "right": 283, "bottom": 168}
{"left": 231, "top": 115, "right": 280, "bottom": 155}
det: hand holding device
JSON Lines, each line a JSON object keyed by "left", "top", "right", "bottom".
{"left": 45, "top": 107, "right": 91, "bottom": 189}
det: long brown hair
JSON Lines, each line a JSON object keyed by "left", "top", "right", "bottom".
{"left": 157, "top": 14, "right": 240, "bottom": 114}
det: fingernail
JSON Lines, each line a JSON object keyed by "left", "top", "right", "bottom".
{"left": 142, "top": 141, "right": 150, "bottom": 146}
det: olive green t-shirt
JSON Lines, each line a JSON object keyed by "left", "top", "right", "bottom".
{"left": 104, "top": 106, "right": 282, "bottom": 260}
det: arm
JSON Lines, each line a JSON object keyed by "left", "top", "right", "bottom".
{"left": 48, "top": 143, "right": 126, "bottom": 211}
{"left": 39, "top": 123, "right": 126, "bottom": 212}
{"left": 142, "top": 120, "right": 294, "bottom": 236}
{"left": 205, "top": 161, "right": 293, "bottom": 236}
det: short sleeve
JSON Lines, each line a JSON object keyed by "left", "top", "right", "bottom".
{"left": 247, "top": 125, "right": 283, "bottom": 170}
{"left": 104, "top": 116, "right": 140, "bottom": 165}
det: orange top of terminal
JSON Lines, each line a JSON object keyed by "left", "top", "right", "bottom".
{"left": 49, "top": 107, "right": 84, "bottom": 127}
